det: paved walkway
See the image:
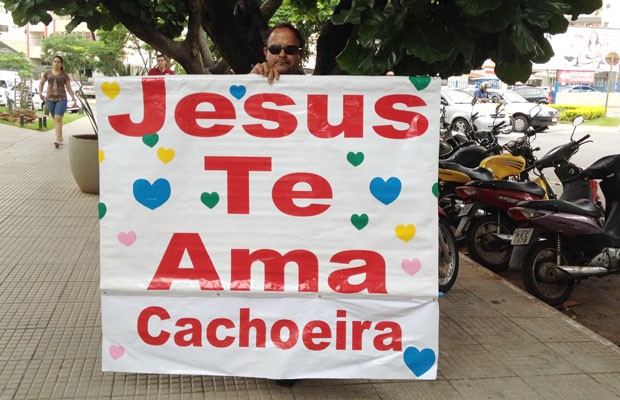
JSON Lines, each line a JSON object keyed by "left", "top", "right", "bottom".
{"left": 1, "top": 117, "right": 619, "bottom": 399}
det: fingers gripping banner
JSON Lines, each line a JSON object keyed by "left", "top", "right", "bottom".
{"left": 98, "top": 75, "right": 440, "bottom": 379}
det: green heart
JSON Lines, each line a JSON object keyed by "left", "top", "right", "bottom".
{"left": 142, "top": 133, "right": 159, "bottom": 148}
{"left": 347, "top": 151, "right": 364, "bottom": 167}
{"left": 351, "top": 213, "right": 369, "bottom": 230}
{"left": 432, "top": 182, "right": 439, "bottom": 198}
{"left": 408, "top": 76, "right": 431, "bottom": 91}
{"left": 200, "top": 192, "right": 220, "bottom": 209}
{"left": 98, "top": 202, "right": 107, "bottom": 219}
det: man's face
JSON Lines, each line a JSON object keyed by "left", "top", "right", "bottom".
{"left": 156, "top": 57, "right": 167, "bottom": 71}
{"left": 264, "top": 28, "right": 303, "bottom": 75}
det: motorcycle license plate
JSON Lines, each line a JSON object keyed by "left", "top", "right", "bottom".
{"left": 511, "top": 228, "right": 533, "bottom": 245}
{"left": 458, "top": 203, "right": 473, "bottom": 217}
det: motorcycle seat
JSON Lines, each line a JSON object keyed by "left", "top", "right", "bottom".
{"left": 438, "top": 162, "right": 495, "bottom": 181}
{"left": 465, "top": 179, "right": 546, "bottom": 198}
{"left": 517, "top": 198, "right": 601, "bottom": 218}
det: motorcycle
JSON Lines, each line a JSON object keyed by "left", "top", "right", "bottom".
{"left": 438, "top": 206, "right": 459, "bottom": 293}
{"left": 454, "top": 117, "right": 596, "bottom": 272}
{"left": 507, "top": 153, "right": 618, "bottom": 306}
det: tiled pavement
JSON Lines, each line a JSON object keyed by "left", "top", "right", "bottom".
{"left": 1, "top": 117, "right": 619, "bottom": 399}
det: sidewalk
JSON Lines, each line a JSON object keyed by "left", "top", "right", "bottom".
{"left": 1, "top": 118, "right": 619, "bottom": 399}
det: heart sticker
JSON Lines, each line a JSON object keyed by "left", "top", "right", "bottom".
{"left": 395, "top": 224, "right": 416, "bottom": 242}
{"left": 432, "top": 182, "right": 439, "bottom": 198}
{"left": 347, "top": 152, "right": 364, "bottom": 167}
{"left": 98, "top": 150, "right": 105, "bottom": 163}
{"left": 351, "top": 213, "right": 369, "bottom": 230}
{"left": 403, "top": 347, "right": 435, "bottom": 377}
{"left": 408, "top": 76, "right": 431, "bottom": 91}
{"left": 370, "top": 177, "right": 402, "bottom": 205}
{"left": 402, "top": 258, "right": 421, "bottom": 275}
{"left": 101, "top": 82, "right": 120, "bottom": 99}
{"left": 157, "top": 147, "right": 175, "bottom": 164}
{"left": 133, "top": 178, "right": 171, "bottom": 210}
{"left": 200, "top": 192, "right": 219, "bottom": 209}
{"left": 98, "top": 203, "right": 107, "bottom": 219}
{"left": 142, "top": 133, "right": 159, "bottom": 148}
{"left": 109, "top": 345, "right": 125, "bottom": 360}
{"left": 230, "top": 85, "right": 246, "bottom": 100}
{"left": 117, "top": 231, "right": 137, "bottom": 246}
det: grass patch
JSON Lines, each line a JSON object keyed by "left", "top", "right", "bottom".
{"left": 583, "top": 116, "right": 620, "bottom": 127}
{"left": 0, "top": 108, "right": 85, "bottom": 131}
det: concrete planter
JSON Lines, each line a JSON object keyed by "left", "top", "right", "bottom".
{"left": 68, "top": 134, "right": 99, "bottom": 194}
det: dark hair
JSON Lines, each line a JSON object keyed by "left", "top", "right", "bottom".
{"left": 263, "top": 23, "right": 305, "bottom": 49}
{"left": 156, "top": 54, "right": 168, "bottom": 60}
{"left": 53, "top": 55, "right": 64, "bottom": 72}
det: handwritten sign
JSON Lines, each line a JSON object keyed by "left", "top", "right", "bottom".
{"left": 98, "top": 75, "right": 440, "bottom": 379}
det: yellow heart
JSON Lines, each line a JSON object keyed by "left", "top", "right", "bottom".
{"left": 395, "top": 224, "right": 416, "bottom": 242}
{"left": 98, "top": 150, "right": 105, "bottom": 163}
{"left": 101, "top": 82, "right": 120, "bottom": 99}
{"left": 157, "top": 147, "right": 175, "bottom": 164}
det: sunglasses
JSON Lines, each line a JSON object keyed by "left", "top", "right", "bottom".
{"left": 266, "top": 45, "right": 302, "bottom": 55}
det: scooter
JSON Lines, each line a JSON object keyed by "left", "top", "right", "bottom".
{"left": 438, "top": 206, "right": 459, "bottom": 293}
{"left": 454, "top": 118, "right": 596, "bottom": 272}
{"left": 507, "top": 153, "right": 619, "bottom": 306}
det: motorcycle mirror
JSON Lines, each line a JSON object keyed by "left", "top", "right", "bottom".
{"left": 471, "top": 97, "right": 478, "bottom": 106}
{"left": 573, "top": 116, "right": 584, "bottom": 127}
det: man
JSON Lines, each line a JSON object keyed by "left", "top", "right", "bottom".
{"left": 148, "top": 54, "right": 175, "bottom": 76}
{"left": 474, "top": 82, "right": 490, "bottom": 102}
{"left": 250, "top": 23, "right": 304, "bottom": 83}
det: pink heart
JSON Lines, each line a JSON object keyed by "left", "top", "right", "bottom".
{"left": 117, "top": 231, "right": 137, "bottom": 246}
{"left": 402, "top": 258, "right": 422, "bottom": 276}
{"left": 109, "top": 345, "right": 125, "bottom": 360}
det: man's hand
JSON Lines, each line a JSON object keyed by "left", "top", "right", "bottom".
{"left": 250, "top": 61, "right": 280, "bottom": 84}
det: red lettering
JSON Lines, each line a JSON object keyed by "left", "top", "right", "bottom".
{"left": 328, "top": 250, "right": 387, "bottom": 293}
{"left": 336, "top": 309, "right": 347, "bottom": 350}
{"left": 108, "top": 78, "right": 166, "bottom": 137}
{"left": 272, "top": 173, "right": 332, "bottom": 216}
{"left": 239, "top": 308, "right": 266, "bottom": 347}
{"left": 204, "top": 156, "right": 272, "bottom": 214}
{"left": 174, "top": 318, "right": 202, "bottom": 346}
{"left": 148, "top": 233, "right": 224, "bottom": 290}
{"left": 352, "top": 320, "right": 372, "bottom": 350}
{"left": 373, "top": 321, "right": 403, "bottom": 351}
{"left": 230, "top": 249, "right": 318, "bottom": 292}
{"left": 271, "top": 319, "right": 299, "bottom": 350}
{"left": 307, "top": 94, "right": 364, "bottom": 138}
{"left": 206, "top": 318, "right": 235, "bottom": 348}
{"left": 175, "top": 93, "right": 236, "bottom": 137}
{"left": 302, "top": 321, "right": 331, "bottom": 351}
{"left": 243, "top": 94, "right": 297, "bottom": 138}
{"left": 374, "top": 94, "right": 428, "bottom": 138}
{"left": 137, "top": 306, "right": 170, "bottom": 345}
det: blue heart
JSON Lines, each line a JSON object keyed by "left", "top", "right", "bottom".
{"left": 229, "top": 85, "right": 246, "bottom": 100}
{"left": 369, "top": 177, "right": 402, "bottom": 205}
{"left": 133, "top": 178, "right": 171, "bottom": 210}
{"left": 403, "top": 347, "right": 436, "bottom": 377}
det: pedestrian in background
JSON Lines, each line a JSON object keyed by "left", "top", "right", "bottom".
{"left": 38, "top": 55, "right": 78, "bottom": 149}
{"left": 474, "top": 82, "right": 490, "bottom": 103}
{"left": 148, "top": 54, "right": 175, "bottom": 76}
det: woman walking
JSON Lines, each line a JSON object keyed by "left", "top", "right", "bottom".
{"left": 38, "top": 55, "right": 78, "bottom": 148}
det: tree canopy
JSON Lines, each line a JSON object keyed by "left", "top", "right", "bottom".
{"left": 0, "top": 52, "right": 34, "bottom": 78}
{"left": 4, "top": 0, "right": 602, "bottom": 82}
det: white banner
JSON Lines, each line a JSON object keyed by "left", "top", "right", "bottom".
{"left": 98, "top": 75, "right": 440, "bottom": 379}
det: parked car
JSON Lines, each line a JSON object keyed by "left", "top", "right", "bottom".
{"left": 466, "top": 88, "right": 559, "bottom": 133}
{"left": 510, "top": 86, "right": 549, "bottom": 103}
{"left": 79, "top": 83, "right": 95, "bottom": 98}
{"left": 441, "top": 88, "right": 511, "bottom": 133}
{"left": 31, "top": 83, "right": 81, "bottom": 113}
{"left": 563, "top": 85, "right": 598, "bottom": 92}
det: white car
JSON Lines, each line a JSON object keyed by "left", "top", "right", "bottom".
{"left": 441, "top": 88, "right": 511, "bottom": 133}
{"left": 468, "top": 88, "right": 559, "bottom": 132}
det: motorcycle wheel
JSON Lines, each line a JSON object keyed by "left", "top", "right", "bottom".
{"left": 438, "top": 189, "right": 466, "bottom": 247}
{"left": 521, "top": 241, "right": 575, "bottom": 306}
{"left": 466, "top": 214, "right": 513, "bottom": 272}
{"left": 438, "top": 216, "right": 459, "bottom": 293}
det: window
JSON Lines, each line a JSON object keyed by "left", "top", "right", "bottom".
{"left": 0, "top": 25, "right": 8, "bottom": 33}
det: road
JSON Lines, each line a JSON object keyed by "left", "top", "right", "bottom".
{"left": 491, "top": 122, "right": 620, "bottom": 345}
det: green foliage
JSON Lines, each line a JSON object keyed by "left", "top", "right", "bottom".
{"left": 550, "top": 104, "right": 606, "bottom": 121}
{"left": 40, "top": 33, "right": 99, "bottom": 75}
{"left": 0, "top": 53, "right": 35, "bottom": 79}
